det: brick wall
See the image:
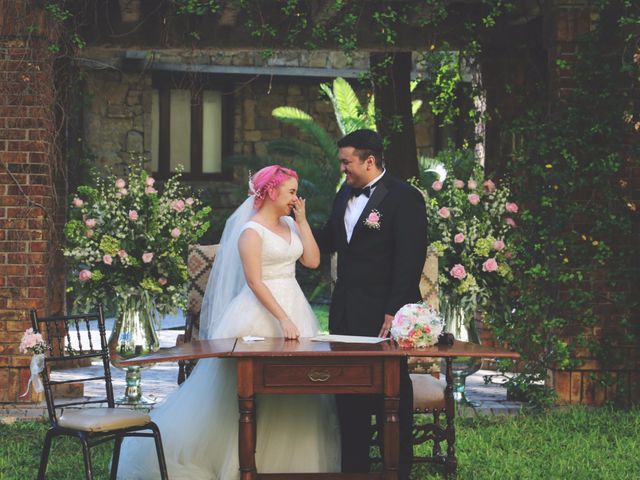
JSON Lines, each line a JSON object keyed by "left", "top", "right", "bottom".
{"left": 0, "top": 0, "right": 64, "bottom": 403}
{"left": 543, "top": 0, "right": 639, "bottom": 406}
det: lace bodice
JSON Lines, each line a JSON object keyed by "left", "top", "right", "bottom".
{"left": 242, "top": 217, "right": 303, "bottom": 280}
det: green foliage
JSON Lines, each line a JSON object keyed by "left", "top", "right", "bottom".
{"left": 487, "top": 2, "right": 640, "bottom": 402}
{"left": 175, "top": 0, "right": 221, "bottom": 15}
{"left": 320, "top": 78, "right": 375, "bottom": 134}
{"left": 417, "top": 48, "right": 462, "bottom": 126}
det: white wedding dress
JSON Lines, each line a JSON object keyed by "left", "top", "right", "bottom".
{"left": 117, "top": 216, "right": 341, "bottom": 479}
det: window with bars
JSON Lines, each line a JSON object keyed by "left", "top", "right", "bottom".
{"left": 150, "top": 74, "right": 233, "bottom": 180}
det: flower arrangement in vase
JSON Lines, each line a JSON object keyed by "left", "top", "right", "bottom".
{"left": 63, "top": 161, "right": 211, "bottom": 404}
{"left": 417, "top": 148, "right": 519, "bottom": 404}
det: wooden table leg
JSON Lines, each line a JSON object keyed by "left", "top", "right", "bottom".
{"left": 383, "top": 358, "right": 400, "bottom": 480}
{"left": 444, "top": 358, "right": 457, "bottom": 478}
{"left": 237, "top": 358, "right": 257, "bottom": 480}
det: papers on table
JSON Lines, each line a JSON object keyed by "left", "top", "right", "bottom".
{"left": 241, "top": 336, "right": 265, "bottom": 342}
{"left": 310, "top": 334, "right": 390, "bottom": 344}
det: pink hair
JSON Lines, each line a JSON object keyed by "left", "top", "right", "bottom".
{"left": 249, "top": 165, "right": 298, "bottom": 209}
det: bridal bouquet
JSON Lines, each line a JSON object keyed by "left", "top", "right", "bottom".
{"left": 63, "top": 164, "right": 211, "bottom": 316}
{"left": 391, "top": 303, "right": 444, "bottom": 348}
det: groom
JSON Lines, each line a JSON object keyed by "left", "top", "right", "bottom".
{"left": 315, "top": 129, "right": 428, "bottom": 479}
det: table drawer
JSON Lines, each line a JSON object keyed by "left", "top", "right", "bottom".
{"left": 262, "top": 362, "right": 377, "bottom": 388}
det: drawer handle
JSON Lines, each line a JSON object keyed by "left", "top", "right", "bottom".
{"left": 308, "top": 369, "right": 331, "bottom": 382}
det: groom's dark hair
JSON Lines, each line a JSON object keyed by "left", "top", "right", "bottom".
{"left": 337, "top": 129, "right": 384, "bottom": 169}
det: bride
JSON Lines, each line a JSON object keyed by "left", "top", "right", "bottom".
{"left": 118, "top": 165, "right": 341, "bottom": 479}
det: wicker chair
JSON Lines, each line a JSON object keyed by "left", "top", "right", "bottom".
{"left": 30, "top": 307, "right": 168, "bottom": 480}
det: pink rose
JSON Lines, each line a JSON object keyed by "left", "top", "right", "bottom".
{"left": 506, "top": 202, "right": 519, "bottom": 213}
{"left": 118, "top": 249, "right": 128, "bottom": 258}
{"left": 505, "top": 217, "right": 517, "bottom": 228}
{"left": 438, "top": 207, "right": 450, "bottom": 219}
{"left": 482, "top": 258, "right": 499, "bottom": 272}
{"left": 467, "top": 179, "right": 477, "bottom": 190}
{"left": 454, "top": 233, "right": 465, "bottom": 243}
{"left": 367, "top": 212, "right": 380, "bottom": 223}
{"left": 128, "top": 210, "right": 138, "bottom": 221}
{"left": 468, "top": 193, "right": 480, "bottom": 205}
{"left": 145, "top": 186, "right": 157, "bottom": 194}
{"left": 171, "top": 228, "right": 181, "bottom": 239}
{"left": 115, "top": 178, "right": 126, "bottom": 189}
{"left": 145, "top": 177, "right": 155, "bottom": 187}
{"left": 119, "top": 188, "right": 128, "bottom": 196}
{"left": 103, "top": 255, "right": 113, "bottom": 265}
{"left": 79, "top": 269, "right": 92, "bottom": 282}
{"left": 158, "top": 277, "right": 168, "bottom": 286}
{"left": 449, "top": 264, "right": 467, "bottom": 280}
{"left": 142, "top": 252, "right": 154, "bottom": 263}
{"left": 431, "top": 181, "right": 443, "bottom": 191}
{"left": 185, "top": 197, "right": 194, "bottom": 206}
{"left": 505, "top": 251, "right": 513, "bottom": 259}
{"left": 483, "top": 179, "right": 496, "bottom": 193}
{"left": 84, "top": 218, "right": 96, "bottom": 228}
{"left": 453, "top": 179, "right": 465, "bottom": 189}
{"left": 85, "top": 229, "right": 94, "bottom": 238}
{"left": 492, "top": 240, "right": 505, "bottom": 251}
{"left": 72, "top": 197, "right": 83, "bottom": 207}
{"left": 171, "top": 199, "right": 186, "bottom": 212}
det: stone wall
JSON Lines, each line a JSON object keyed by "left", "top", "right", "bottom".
{"left": 80, "top": 47, "right": 437, "bottom": 209}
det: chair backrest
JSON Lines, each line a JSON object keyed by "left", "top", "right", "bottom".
{"left": 30, "top": 307, "right": 114, "bottom": 425}
{"left": 420, "top": 247, "right": 439, "bottom": 309}
{"left": 186, "top": 244, "right": 219, "bottom": 341}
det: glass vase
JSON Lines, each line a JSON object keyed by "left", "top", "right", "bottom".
{"left": 440, "top": 298, "right": 483, "bottom": 407}
{"left": 108, "top": 292, "right": 160, "bottom": 405}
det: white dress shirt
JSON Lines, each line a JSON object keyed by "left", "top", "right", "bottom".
{"left": 344, "top": 170, "right": 386, "bottom": 243}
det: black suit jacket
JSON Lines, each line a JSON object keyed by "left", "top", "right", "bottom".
{"left": 315, "top": 173, "right": 428, "bottom": 337}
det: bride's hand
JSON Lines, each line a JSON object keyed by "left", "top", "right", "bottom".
{"left": 279, "top": 317, "right": 300, "bottom": 339}
{"left": 291, "top": 196, "right": 307, "bottom": 225}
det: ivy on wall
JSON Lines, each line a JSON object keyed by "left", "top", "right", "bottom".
{"left": 484, "top": 1, "right": 640, "bottom": 405}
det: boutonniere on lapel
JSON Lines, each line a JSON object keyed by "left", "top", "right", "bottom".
{"left": 364, "top": 209, "right": 382, "bottom": 230}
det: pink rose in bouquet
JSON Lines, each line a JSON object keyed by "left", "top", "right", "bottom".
{"left": 450, "top": 264, "right": 467, "bottom": 279}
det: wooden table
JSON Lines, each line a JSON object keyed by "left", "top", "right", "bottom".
{"left": 122, "top": 338, "right": 519, "bottom": 479}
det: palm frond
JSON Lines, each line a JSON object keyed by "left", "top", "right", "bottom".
{"left": 272, "top": 106, "right": 338, "bottom": 160}
{"left": 331, "top": 77, "right": 362, "bottom": 128}
{"left": 320, "top": 82, "right": 346, "bottom": 135}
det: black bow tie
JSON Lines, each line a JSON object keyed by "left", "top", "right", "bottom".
{"left": 351, "top": 180, "right": 380, "bottom": 198}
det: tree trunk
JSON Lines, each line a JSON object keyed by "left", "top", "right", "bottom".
{"left": 370, "top": 51, "right": 419, "bottom": 180}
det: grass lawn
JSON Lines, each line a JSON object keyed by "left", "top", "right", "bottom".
{"left": 1, "top": 407, "right": 638, "bottom": 479}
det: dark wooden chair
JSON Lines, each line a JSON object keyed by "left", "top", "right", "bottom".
{"left": 177, "top": 243, "right": 219, "bottom": 384}
{"left": 30, "top": 306, "right": 169, "bottom": 480}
